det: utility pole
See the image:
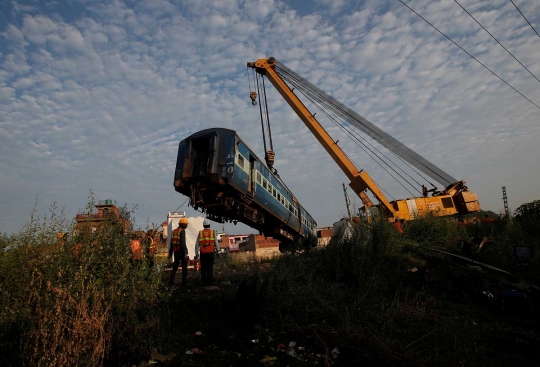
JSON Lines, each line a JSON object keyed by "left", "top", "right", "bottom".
{"left": 502, "top": 186, "right": 509, "bottom": 216}
{"left": 342, "top": 182, "right": 353, "bottom": 220}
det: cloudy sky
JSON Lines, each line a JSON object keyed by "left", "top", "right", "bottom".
{"left": 1, "top": 0, "right": 539, "bottom": 235}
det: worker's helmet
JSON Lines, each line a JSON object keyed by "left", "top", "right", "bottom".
{"left": 203, "top": 218, "right": 211, "bottom": 227}
{"left": 179, "top": 217, "right": 189, "bottom": 225}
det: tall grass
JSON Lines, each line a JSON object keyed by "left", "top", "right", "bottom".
{"left": 0, "top": 198, "right": 166, "bottom": 366}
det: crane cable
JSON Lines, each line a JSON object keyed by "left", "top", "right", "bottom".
{"left": 276, "top": 65, "right": 434, "bottom": 195}
{"left": 301, "top": 85, "right": 418, "bottom": 197}
{"left": 274, "top": 61, "right": 457, "bottom": 187}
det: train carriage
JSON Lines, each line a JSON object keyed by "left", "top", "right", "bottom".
{"left": 174, "top": 128, "right": 317, "bottom": 245}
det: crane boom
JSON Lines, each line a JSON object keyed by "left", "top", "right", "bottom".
{"left": 248, "top": 57, "right": 396, "bottom": 215}
{"left": 247, "top": 57, "right": 481, "bottom": 220}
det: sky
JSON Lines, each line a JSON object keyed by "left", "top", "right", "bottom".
{"left": 1, "top": 0, "right": 539, "bottom": 235}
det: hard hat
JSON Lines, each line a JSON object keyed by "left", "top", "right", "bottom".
{"left": 203, "top": 218, "right": 211, "bottom": 227}
{"left": 179, "top": 217, "right": 189, "bottom": 225}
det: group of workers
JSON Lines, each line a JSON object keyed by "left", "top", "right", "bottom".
{"left": 168, "top": 217, "right": 220, "bottom": 287}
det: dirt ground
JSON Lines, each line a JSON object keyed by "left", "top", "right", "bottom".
{"left": 145, "top": 255, "right": 540, "bottom": 367}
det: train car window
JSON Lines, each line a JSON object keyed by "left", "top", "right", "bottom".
{"left": 267, "top": 184, "right": 272, "bottom": 193}
{"left": 256, "top": 172, "right": 262, "bottom": 184}
{"left": 237, "top": 154, "right": 244, "bottom": 169}
{"left": 272, "top": 188, "right": 276, "bottom": 198}
{"left": 277, "top": 193, "right": 281, "bottom": 201}
{"left": 263, "top": 179, "right": 267, "bottom": 189}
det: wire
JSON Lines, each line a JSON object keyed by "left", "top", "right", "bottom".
{"left": 396, "top": 0, "right": 540, "bottom": 111}
{"left": 509, "top": 0, "right": 540, "bottom": 40}
{"left": 454, "top": 0, "right": 540, "bottom": 84}
{"left": 172, "top": 197, "right": 189, "bottom": 214}
{"left": 275, "top": 61, "right": 457, "bottom": 186}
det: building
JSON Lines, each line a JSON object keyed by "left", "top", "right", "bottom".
{"left": 317, "top": 227, "right": 333, "bottom": 246}
{"left": 75, "top": 199, "right": 130, "bottom": 234}
{"left": 218, "top": 233, "right": 280, "bottom": 258}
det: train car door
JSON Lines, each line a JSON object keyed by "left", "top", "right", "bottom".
{"left": 248, "top": 156, "right": 256, "bottom": 194}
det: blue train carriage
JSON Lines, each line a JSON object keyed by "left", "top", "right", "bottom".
{"left": 173, "top": 128, "right": 317, "bottom": 245}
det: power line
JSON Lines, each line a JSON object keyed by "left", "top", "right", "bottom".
{"left": 509, "top": 0, "right": 540, "bottom": 40}
{"left": 454, "top": 0, "right": 540, "bottom": 84}
{"left": 396, "top": 0, "right": 540, "bottom": 111}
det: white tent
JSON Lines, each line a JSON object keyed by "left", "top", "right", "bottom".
{"left": 167, "top": 212, "right": 204, "bottom": 260}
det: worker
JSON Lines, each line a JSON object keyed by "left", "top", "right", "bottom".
{"left": 393, "top": 218, "right": 403, "bottom": 233}
{"left": 168, "top": 217, "right": 189, "bottom": 286}
{"left": 131, "top": 233, "right": 142, "bottom": 262}
{"left": 422, "top": 185, "right": 428, "bottom": 197}
{"left": 195, "top": 218, "right": 220, "bottom": 286}
{"left": 144, "top": 229, "right": 156, "bottom": 268}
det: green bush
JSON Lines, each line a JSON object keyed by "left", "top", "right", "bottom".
{"left": 0, "top": 198, "right": 167, "bottom": 366}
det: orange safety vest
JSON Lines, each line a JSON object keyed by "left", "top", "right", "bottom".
{"left": 149, "top": 236, "right": 156, "bottom": 254}
{"left": 131, "top": 239, "right": 142, "bottom": 260}
{"left": 171, "top": 227, "right": 183, "bottom": 252}
{"left": 198, "top": 229, "right": 216, "bottom": 254}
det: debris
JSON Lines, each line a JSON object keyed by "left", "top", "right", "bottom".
{"left": 277, "top": 343, "right": 287, "bottom": 350}
{"left": 137, "top": 361, "right": 149, "bottom": 367}
{"left": 150, "top": 348, "right": 176, "bottom": 362}
{"left": 287, "top": 349, "right": 298, "bottom": 358}
{"left": 410, "top": 267, "right": 418, "bottom": 273}
{"left": 288, "top": 341, "right": 297, "bottom": 348}
{"left": 472, "top": 321, "right": 478, "bottom": 326}
{"left": 221, "top": 280, "right": 232, "bottom": 286}
{"left": 148, "top": 360, "right": 163, "bottom": 366}
{"left": 298, "top": 346, "right": 305, "bottom": 351}
{"left": 252, "top": 338, "right": 260, "bottom": 343}
{"left": 202, "top": 285, "right": 220, "bottom": 291}
{"left": 185, "top": 348, "right": 202, "bottom": 355}
{"left": 331, "top": 347, "right": 340, "bottom": 358}
{"left": 260, "top": 356, "right": 277, "bottom": 365}
{"left": 194, "top": 331, "right": 203, "bottom": 336}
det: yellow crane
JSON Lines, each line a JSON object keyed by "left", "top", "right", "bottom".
{"left": 247, "top": 57, "right": 481, "bottom": 221}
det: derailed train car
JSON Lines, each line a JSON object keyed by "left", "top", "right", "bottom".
{"left": 173, "top": 128, "right": 317, "bottom": 245}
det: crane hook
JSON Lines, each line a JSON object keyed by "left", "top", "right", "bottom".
{"left": 250, "top": 91, "right": 257, "bottom": 106}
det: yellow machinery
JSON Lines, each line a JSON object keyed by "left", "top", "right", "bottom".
{"left": 247, "top": 57, "right": 480, "bottom": 221}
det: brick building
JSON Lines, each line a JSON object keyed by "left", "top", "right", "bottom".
{"left": 75, "top": 200, "right": 130, "bottom": 234}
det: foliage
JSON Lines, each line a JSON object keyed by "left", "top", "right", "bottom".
{"left": 0, "top": 195, "right": 167, "bottom": 366}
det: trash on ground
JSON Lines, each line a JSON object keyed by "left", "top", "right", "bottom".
{"left": 150, "top": 348, "right": 176, "bottom": 362}
{"left": 288, "top": 341, "right": 297, "bottom": 348}
{"left": 331, "top": 347, "right": 340, "bottom": 358}
{"left": 260, "top": 356, "right": 277, "bottom": 365}
{"left": 252, "top": 338, "right": 260, "bottom": 343}
{"left": 277, "top": 343, "right": 287, "bottom": 350}
{"left": 194, "top": 331, "right": 203, "bottom": 336}
{"left": 410, "top": 267, "right": 418, "bottom": 273}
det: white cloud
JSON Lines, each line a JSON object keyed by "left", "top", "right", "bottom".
{"left": 0, "top": 0, "right": 539, "bottom": 234}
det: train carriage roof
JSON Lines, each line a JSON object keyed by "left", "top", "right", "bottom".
{"left": 183, "top": 128, "right": 315, "bottom": 223}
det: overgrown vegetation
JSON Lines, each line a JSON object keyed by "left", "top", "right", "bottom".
{"left": 1, "top": 199, "right": 539, "bottom": 366}
{"left": 0, "top": 196, "right": 167, "bottom": 366}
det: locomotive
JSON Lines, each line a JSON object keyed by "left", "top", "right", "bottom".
{"left": 173, "top": 128, "right": 317, "bottom": 245}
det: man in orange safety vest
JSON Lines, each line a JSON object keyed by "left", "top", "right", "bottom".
{"left": 195, "top": 218, "right": 220, "bottom": 286}
{"left": 168, "top": 217, "right": 189, "bottom": 286}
